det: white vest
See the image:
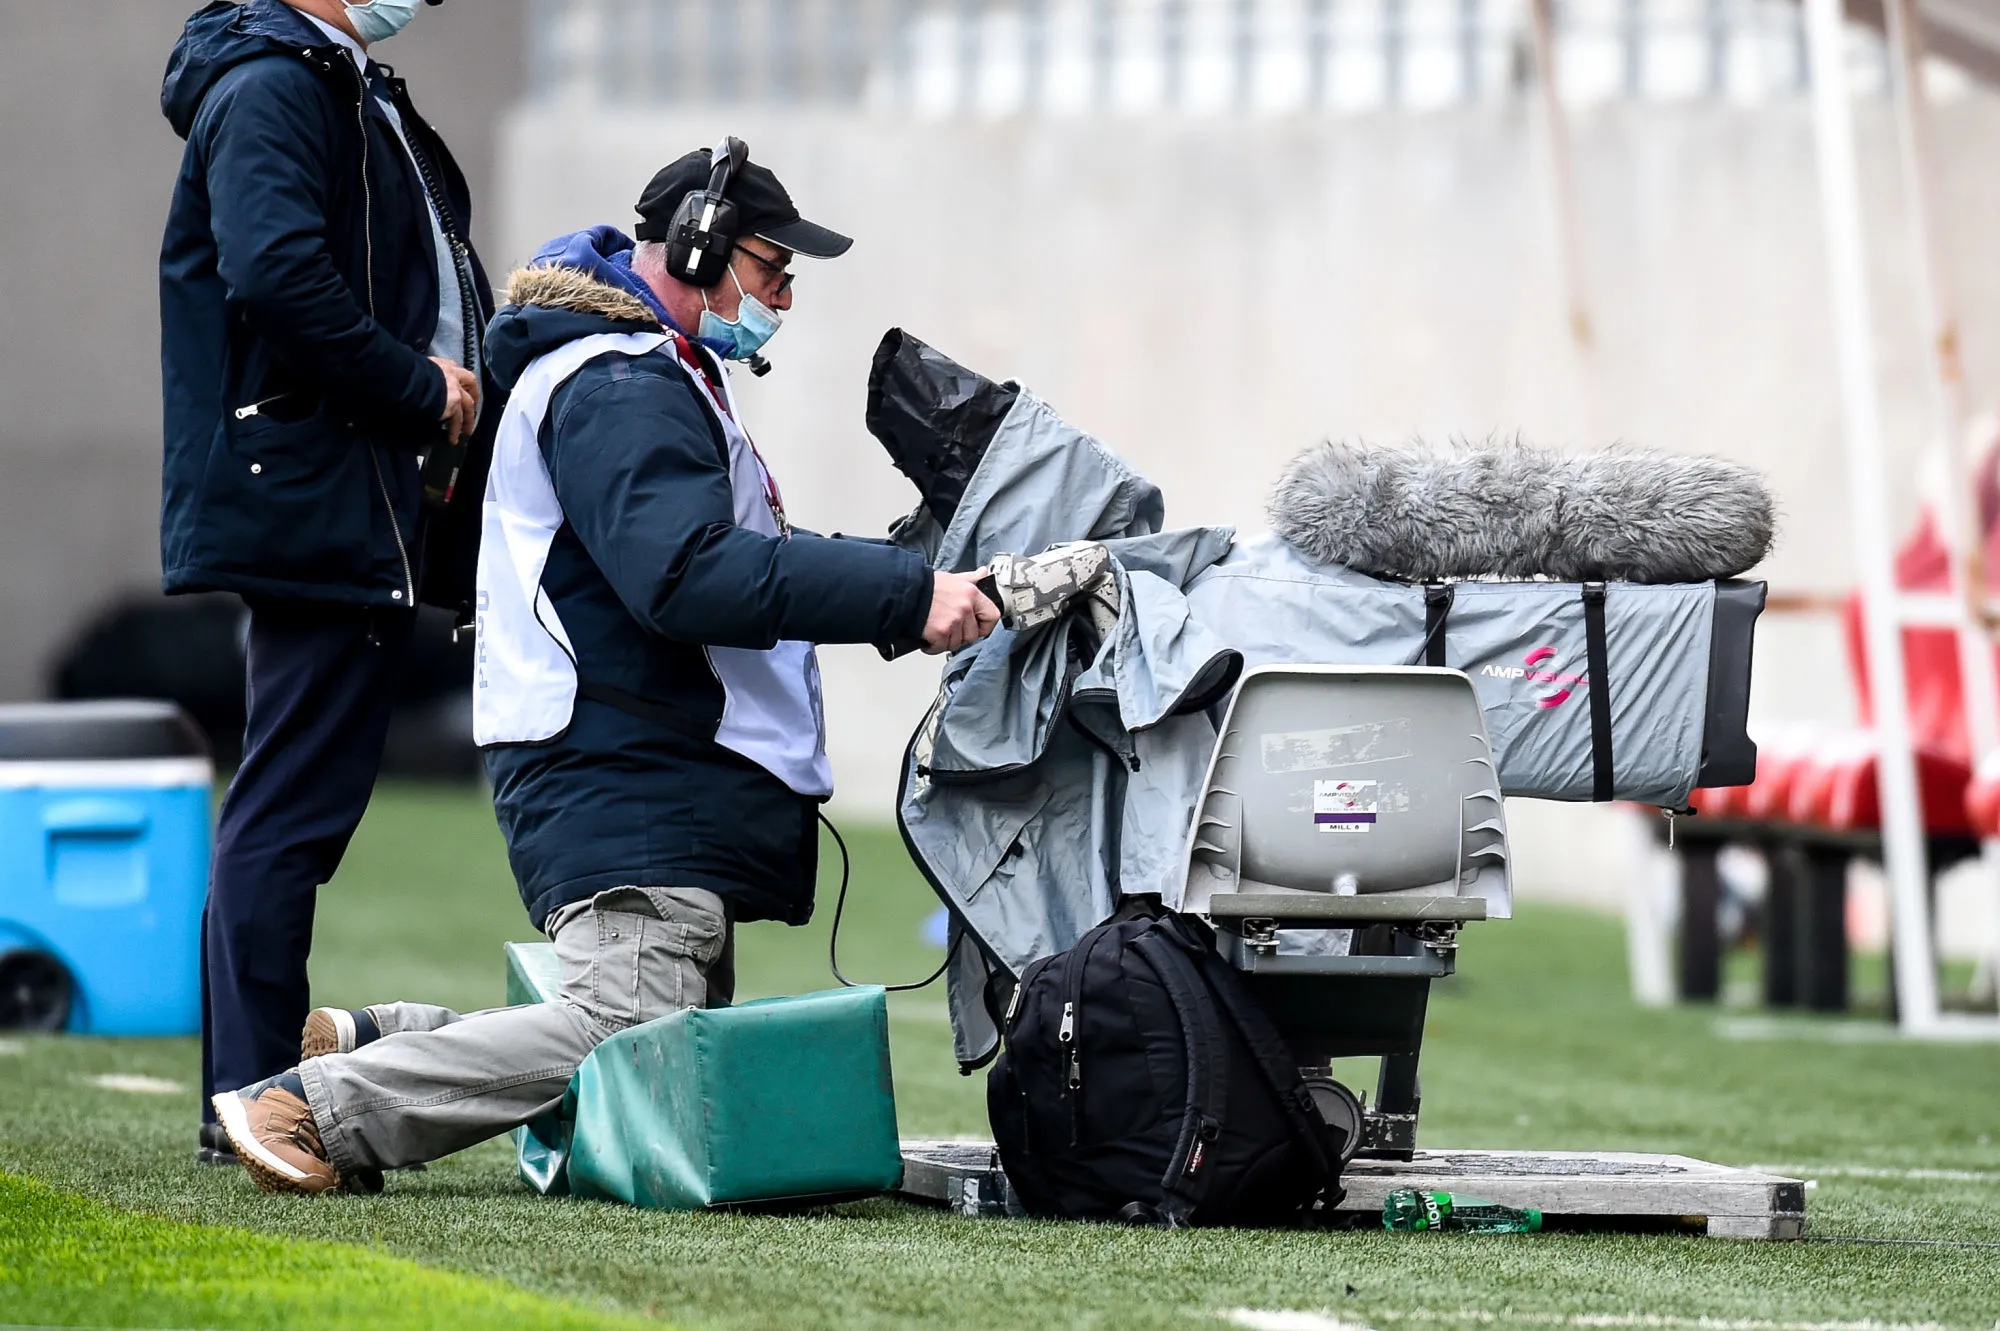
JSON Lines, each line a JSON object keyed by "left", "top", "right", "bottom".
{"left": 474, "top": 331, "right": 834, "bottom": 798}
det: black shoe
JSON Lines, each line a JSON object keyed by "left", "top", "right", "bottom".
{"left": 342, "top": 1167, "right": 387, "bottom": 1195}
{"left": 196, "top": 1121, "right": 239, "bottom": 1168}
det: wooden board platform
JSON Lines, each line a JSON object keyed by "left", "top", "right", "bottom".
{"left": 897, "top": 1141, "right": 1807, "bottom": 1239}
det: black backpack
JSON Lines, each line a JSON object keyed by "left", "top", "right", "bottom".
{"left": 987, "top": 908, "right": 1349, "bottom": 1227}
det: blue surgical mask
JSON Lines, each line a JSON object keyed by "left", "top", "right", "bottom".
{"left": 698, "top": 265, "right": 784, "bottom": 362}
{"left": 344, "top": 0, "right": 422, "bottom": 43}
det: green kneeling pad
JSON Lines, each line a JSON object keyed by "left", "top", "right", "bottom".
{"left": 503, "top": 942, "right": 903, "bottom": 1209}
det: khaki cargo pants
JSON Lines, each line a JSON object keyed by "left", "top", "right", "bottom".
{"left": 298, "top": 886, "right": 732, "bottom": 1176}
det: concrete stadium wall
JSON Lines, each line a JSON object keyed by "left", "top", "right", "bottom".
{"left": 4, "top": 9, "right": 1996, "bottom": 934}
{"left": 0, "top": 0, "right": 525, "bottom": 702}
{"left": 497, "top": 96, "right": 2000, "bottom": 919}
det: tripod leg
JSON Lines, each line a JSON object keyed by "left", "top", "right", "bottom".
{"left": 1763, "top": 842, "right": 1801, "bottom": 1007}
{"left": 1679, "top": 844, "right": 1723, "bottom": 1001}
{"left": 1798, "top": 845, "right": 1850, "bottom": 1012}
{"left": 1373, "top": 1054, "right": 1421, "bottom": 1163}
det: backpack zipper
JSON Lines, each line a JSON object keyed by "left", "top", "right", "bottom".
{"left": 1006, "top": 954, "right": 1060, "bottom": 1037}
{"left": 1061, "top": 927, "right": 1101, "bottom": 1096}
{"left": 1003, "top": 963, "right": 1039, "bottom": 1029}
{"left": 1001, "top": 951, "right": 1084, "bottom": 1144}
{"left": 1059, "top": 989, "right": 1081, "bottom": 1146}
{"left": 1058, "top": 1002, "right": 1078, "bottom": 1088}
{"left": 1058, "top": 927, "right": 1112, "bottom": 1148}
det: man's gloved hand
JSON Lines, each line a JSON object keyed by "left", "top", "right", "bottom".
{"left": 924, "top": 569, "right": 1001, "bottom": 654}
{"left": 432, "top": 357, "right": 480, "bottom": 445}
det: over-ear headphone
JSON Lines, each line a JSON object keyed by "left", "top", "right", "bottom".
{"left": 665, "top": 136, "right": 749, "bottom": 290}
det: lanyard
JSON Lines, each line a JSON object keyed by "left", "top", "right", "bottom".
{"left": 672, "top": 335, "right": 791, "bottom": 538}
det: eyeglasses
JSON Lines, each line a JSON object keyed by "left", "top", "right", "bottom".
{"left": 734, "top": 245, "right": 795, "bottom": 298}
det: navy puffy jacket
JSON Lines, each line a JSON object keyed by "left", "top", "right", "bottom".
{"left": 158, "top": 0, "right": 498, "bottom": 613}
{"left": 482, "top": 230, "right": 934, "bottom": 928}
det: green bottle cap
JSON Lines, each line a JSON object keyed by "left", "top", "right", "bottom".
{"left": 1524, "top": 1208, "right": 1544, "bottom": 1232}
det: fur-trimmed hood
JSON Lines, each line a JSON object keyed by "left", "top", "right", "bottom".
{"left": 484, "top": 225, "right": 674, "bottom": 392}
{"left": 1267, "top": 437, "right": 1777, "bottom": 584}
{"left": 502, "top": 264, "right": 659, "bottom": 325}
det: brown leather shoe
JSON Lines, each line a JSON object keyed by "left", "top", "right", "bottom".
{"left": 211, "top": 1075, "right": 339, "bottom": 1196}
{"left": 300, "top": 1007, "right": 379, "bottom": 1060}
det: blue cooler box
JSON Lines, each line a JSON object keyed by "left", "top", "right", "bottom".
{"left": 0, "top": 701, "right": 212, "bottom": 1035}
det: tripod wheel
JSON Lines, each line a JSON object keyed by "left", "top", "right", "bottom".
{"left": 1301, "top": 1074, "right": 1365, "bottom": 1166}
{"left": 0, "top": 949, "right": 73, "bottom": 1032}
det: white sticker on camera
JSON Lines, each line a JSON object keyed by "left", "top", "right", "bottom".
{"left": 1314, "top": 779, "right": 1378, "bottom": 833}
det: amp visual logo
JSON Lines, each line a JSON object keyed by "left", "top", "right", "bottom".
{"left": 1479, "top": 646, "right": 1586, "bottom": 710}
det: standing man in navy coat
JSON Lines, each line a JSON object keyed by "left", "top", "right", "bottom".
{"left": 158, "top": 0, "right": 496, "bottom": 1165}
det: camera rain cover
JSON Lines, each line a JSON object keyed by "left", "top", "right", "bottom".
{"left": 866, "top": 329, "right": 1020, "bottom": 528}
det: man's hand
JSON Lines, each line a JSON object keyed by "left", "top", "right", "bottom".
{"left": 923, "top": 570, "right": 1002, "bottom": 654}
{"left": 431, "top": 357, "right": 480, "bottom": 445}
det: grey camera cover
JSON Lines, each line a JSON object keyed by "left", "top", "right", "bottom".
{"left": 894, "top": 393, "right": 1723, "bottom": 1068}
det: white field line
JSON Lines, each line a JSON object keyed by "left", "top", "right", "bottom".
{"left": 1713, "top": 1018, "right": 1918, "bottom": 1044}
{"left": 1227, "top": 1312, "right": 1379, "bottom": 1331}
{"left": 85, "top": 1074, "right": 187, "bottom": 1095}
{"left": 1749, "top": 1164, "right": 2000, "bottom": 1185}
{"left": 1226, "top": 1312, "right": 1959, "bottom": 1331}
{"left": 1713, "top": 1016, "right": 2000, "bottom": 1045}
{"left": 0, "top": 1039, "right": 24, "bottom": 1056}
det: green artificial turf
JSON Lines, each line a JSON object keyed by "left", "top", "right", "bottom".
{"left": 2, "top": 782, "right": 1998, "bottom": 1330}
{"left": 0, "top": 1171, "right": 655, "bottom": 1330}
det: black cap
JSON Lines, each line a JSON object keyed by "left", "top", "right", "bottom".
{"left": 634, "top": 148, "right": 853, "bottom": 260}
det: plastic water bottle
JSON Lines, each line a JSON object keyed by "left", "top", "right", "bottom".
{"left": 1382, "top": 1188, "right": 1542, "bottom": 1233}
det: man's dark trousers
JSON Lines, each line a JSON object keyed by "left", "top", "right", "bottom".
{"left": 201, "top": 597, "right": 416, "bottom": 1121}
